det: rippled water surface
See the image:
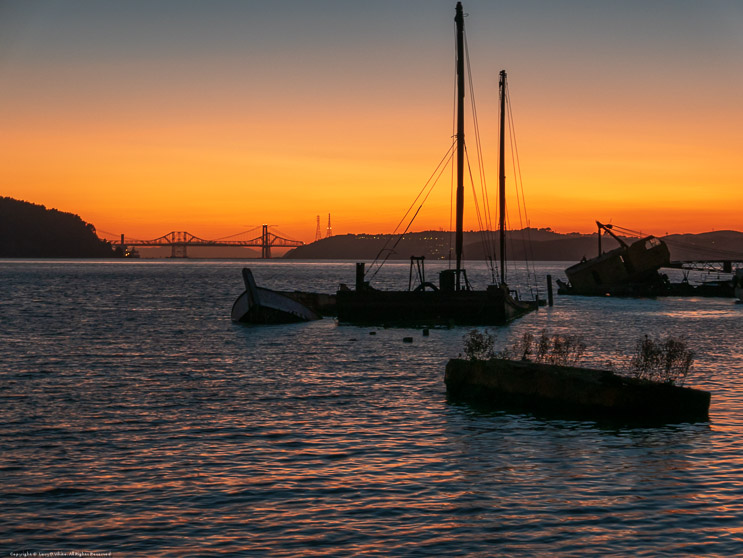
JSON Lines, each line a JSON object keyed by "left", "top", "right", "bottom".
{"left": 2, "top": 260, "right": 743, "bottom": 556}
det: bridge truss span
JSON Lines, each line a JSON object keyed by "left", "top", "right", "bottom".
{"left": 117, "top": 225, "right": 304, "bottom": 258}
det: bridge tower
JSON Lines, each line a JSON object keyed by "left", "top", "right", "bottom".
{"left": 261, "top": 224, "right": 271, "bottom": 259}
{"left": 326, "top": 213, "right": 333, "bottom": 238}
{"left": 171, "top": 244, "right": 188, "bottom": 258}
{"left": 171, "top": 231, "right": 189, "bottom": 258}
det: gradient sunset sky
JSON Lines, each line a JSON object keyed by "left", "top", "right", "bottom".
{"left": 1, "top": 0, "right": 741, "bottom": 242}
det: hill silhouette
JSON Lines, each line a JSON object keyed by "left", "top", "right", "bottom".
{"left": 285, "top": 228, "right": 743, "bottom": 262}
{"left": 0, "top": 197, "right": 117, "bottom": 257}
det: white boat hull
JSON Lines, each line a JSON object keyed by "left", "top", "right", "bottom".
{"left": 231, "top": 268, "right": 321, "bottom": 324}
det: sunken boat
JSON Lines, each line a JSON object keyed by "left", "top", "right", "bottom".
{"left": 336, "top": 2, "right": 538, "bottom": 326}
{"left": 231, "top": 268, "right": 323, "bottom": 324}
{"left": 557, "top": 221, "right": 671, "bottom": 297}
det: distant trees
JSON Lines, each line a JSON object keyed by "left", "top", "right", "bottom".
{"left": 0, "top": 197, "right": 117, "bottom": 257}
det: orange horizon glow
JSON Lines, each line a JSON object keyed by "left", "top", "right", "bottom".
{"left": 2, "top": 2, "right": 741, "bottom": 244}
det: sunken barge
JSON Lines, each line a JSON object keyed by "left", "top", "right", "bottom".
{"left": 446, "top": 357, "right": 711, "bottom": 423}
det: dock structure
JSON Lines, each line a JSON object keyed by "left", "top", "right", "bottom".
{"left": 667, "top": 260, "right": 743, "bottom": 274}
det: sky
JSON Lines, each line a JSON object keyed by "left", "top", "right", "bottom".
{"left": 1, "top": 0, "right": 741, "bottom": 242}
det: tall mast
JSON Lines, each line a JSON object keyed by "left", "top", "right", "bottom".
{"left": 454, "top": 2, "right": 465, "bottom": 290}
{"left": 498, "top": 70, "right": 507, "bottom": 286}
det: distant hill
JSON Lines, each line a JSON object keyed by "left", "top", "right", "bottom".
{"left": 662, "top": 231, "right": 743, "bottom": 261}
{"left": 285, "top": 228, "right": 743, "bottom": 262}
{"left": 0, "top": 197, "right": 117, "bottom": 257}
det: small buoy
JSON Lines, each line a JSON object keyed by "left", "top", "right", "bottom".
{"left": 403, "top": 337, "right": 414, "bottom": 343}
{"left": 422, "top": 328, "right": 430, "bottom": 336}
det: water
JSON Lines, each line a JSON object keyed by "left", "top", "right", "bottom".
{"left": 2, "top": 260, "right": 742, "bottom": 556}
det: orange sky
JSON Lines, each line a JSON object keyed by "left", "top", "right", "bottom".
{"left": 1, "top": 1, "right": 741, "bottom": 243}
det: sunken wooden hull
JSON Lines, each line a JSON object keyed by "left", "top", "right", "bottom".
{"left": 445, "top": 358, "right": 710, "bottom": 422}
{"left": 336, "top": 284, "right": 536, "bottom": 325}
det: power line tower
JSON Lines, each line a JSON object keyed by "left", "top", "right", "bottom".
{"left": 314, "top": 215, "right": 322, "bottom": 242}
{"left": 326, "top": 213, "right": 333, "bottom": 238}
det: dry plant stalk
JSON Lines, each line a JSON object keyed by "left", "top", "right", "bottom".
{"left": 629, "top": 335, "right": 695, "bottom": 385}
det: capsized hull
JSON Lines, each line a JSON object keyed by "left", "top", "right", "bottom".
{"left": 231, "top": 268, "right": 321, "bottom": 324}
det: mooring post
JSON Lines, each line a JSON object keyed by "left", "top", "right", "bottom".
{"left": 547, "top": 274, "right": 554, "bottom": 306}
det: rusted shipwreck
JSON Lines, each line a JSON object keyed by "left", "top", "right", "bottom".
{"left": 557, "top": 221, "right": 671, "bottom": 296}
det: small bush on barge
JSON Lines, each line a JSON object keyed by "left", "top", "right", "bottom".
{"left": 629, "top": 335, "right": 695, "bottom": 386}
{"left": 461, "top": 331, "right": 696, "bottom": 386}
{"left": 462, "top": 329, "right": 496, "bottom": 361}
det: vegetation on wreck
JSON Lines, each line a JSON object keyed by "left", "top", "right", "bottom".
{"left": 462, "top": 329, "right": 697, "bottom": 386}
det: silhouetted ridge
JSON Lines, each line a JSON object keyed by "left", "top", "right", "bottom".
{"left": 284, "top": 229, "right": 743, "bottom": 261}
{"left": 0, "top": 197, "right": 117, "bottom": 257}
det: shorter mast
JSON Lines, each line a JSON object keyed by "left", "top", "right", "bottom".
{"left": 498, "top": 70, "right": 507, "bottom": 286}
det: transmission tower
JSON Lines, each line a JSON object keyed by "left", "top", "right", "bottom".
{"left": 326, "top": 213, "right": 333, "bottom": 238}
{"left": 314, "top": 215, "right": 322, "bottom": 242}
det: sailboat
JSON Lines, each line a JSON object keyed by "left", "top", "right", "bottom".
{"left": 335, "top": 2, "right": 538, "bottom": 325}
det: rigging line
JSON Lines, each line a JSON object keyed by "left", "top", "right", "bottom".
{"left": 602, "top": 225, "right": 742, "bottom": 259}
{"left": 663, "top": 239, "right": 743, "bottom": 259}
{"left": 465, "top": 146, "right": 498, "bottom": 282}
{"left": 367, "top": 150, "right": 455, "bottom": 282}
{"left": 392, "top": 139, "right": 457, "bottom": 236}
{"left": 505, "top": 87, "right": 528, "bottom": 268}
{"left": 506, "top": 83, "right": 539, "bottom": 296}
{"left": 606, "top": 225, "right": 743, "bottom": 258}
{"left": 366, "top": 140, "right": 456, "bottom": 276}
{"left": 463, "top": 29, "right": 492, "bottom": 234}
{"left": 367, "top": 143, "right": 457, "bottom": 280}
{"left": 463, "top": 28, "right": 499, "bottom": 282}
{"left": 463, "top": 33, "right": 496, "bottom": 280}
{"left": 463, "top": 30, "right": 498, "bottom": 264}
{"left": 608, "top": 225, "right": 646, "bottom": 238}
{"left": 464, "top": 147, "right": 490, "bottom": 252}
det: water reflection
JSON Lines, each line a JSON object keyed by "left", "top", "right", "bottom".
{"left": 1, "top": 261, "right": 742, "bottom": 555}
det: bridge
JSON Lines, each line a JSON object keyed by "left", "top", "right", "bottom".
{"left": 104, "top": 225, "right": 304, "bottom": 258}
